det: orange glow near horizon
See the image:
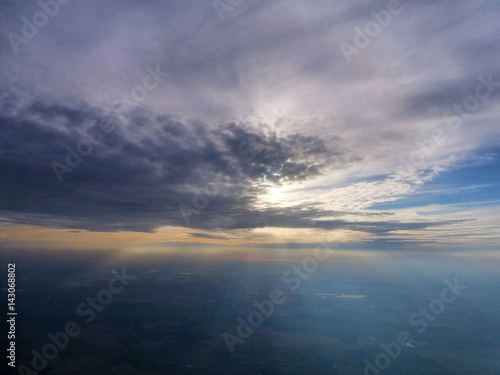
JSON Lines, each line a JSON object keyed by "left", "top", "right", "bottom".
{"left": 0, "top": 221, "right": 369, "bottom": 251}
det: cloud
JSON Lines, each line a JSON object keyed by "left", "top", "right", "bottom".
{"left": 0, "top": 94, "right": 359, "bottom": 232}
{"left": 0, "top": 0, "right": 499, "bottom": 247}
{"left": 189, "top": 232, "right": 229, "bottom": 240}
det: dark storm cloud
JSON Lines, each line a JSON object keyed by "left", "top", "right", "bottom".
{"left": 0, "top": 94, "right": 355, "bottom": 232}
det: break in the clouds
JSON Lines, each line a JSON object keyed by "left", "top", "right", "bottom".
{"left": 0, "top": 0, "right": 499, "bottom": 249}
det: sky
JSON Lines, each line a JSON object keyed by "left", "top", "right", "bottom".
{"left": 0, "top": 0, "right": 499, "bottom": 254}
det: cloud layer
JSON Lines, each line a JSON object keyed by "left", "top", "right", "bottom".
{"left": 0, "top": 0, "right": 499, "bottom": 248}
